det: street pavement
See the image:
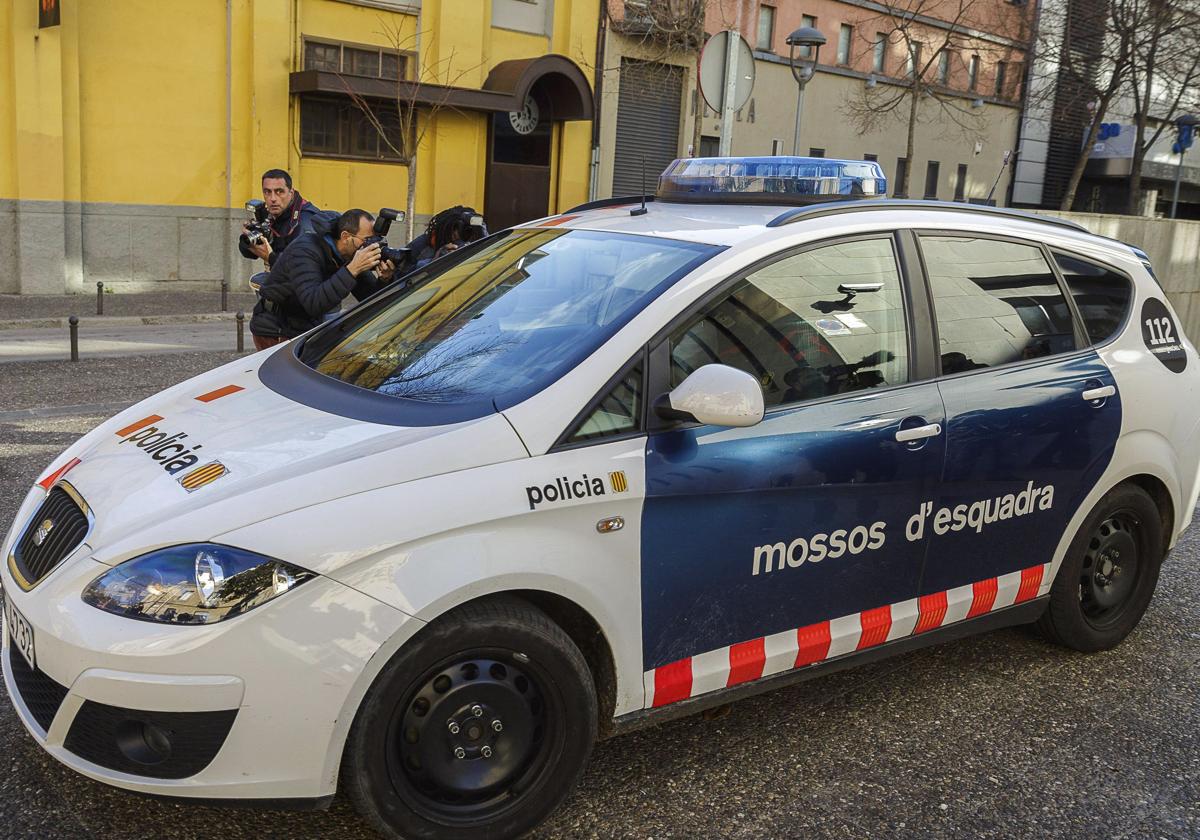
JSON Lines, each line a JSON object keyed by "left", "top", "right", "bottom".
{"left": 0, "top": 321, "right": 244, "bottom": 363}
{"left": 0, "top": 351, "right": 1197, "bottom": 839}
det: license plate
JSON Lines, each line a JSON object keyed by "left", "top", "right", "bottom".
{"left": 3, "top": 595, "right": 35, "bottom": 672}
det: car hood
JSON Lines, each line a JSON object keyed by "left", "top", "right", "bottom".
{"left": 49, "top": 348, "right": 529, "bottom": 564}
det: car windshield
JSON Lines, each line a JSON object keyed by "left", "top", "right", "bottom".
{"left": 298, "top": 228, "right": 719, "bottom": 410}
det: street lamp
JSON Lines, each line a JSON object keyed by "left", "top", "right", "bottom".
{"left": 1170, "top": 113, "right": 1198, "bottom": 219}
{"left": 786, "top": 26, "right": 826, "bottom": 156}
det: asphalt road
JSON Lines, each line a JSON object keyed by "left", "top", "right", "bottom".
{"left": 1, "top": 351, "right": 1197, "bottom": 839}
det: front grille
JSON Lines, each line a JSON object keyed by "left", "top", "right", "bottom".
{"left": 11, "top": 485, "right": 89, "bottom": 588}
{"left": 65, "top": 701, "right": 238, "bottom": 779}
{"left": 5, "top": 645, "right": 69, "bottom": 733}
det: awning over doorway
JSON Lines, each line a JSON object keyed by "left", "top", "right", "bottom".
{"left": 288, "top": 53, "right": 593, "bottom": 120}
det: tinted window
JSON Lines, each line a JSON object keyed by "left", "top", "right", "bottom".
{"left": 921, "top": 236, "right": 1078, "bottom": 373}
{"left": 300, "top": 230, "right": 718, "bottom": 410}
{"left": 668, "top": 238, "right": 909, "bottom": 410}
{"left": 1053, "top": 253, "right": 1132, "bottom": 344}
{"left": 566, "top": 361, "right": 643, "bottom": 444}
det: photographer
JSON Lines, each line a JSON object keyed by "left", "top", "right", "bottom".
{"left": 239, "top": 169, "right": 320, "bottom": 268}
{"left": 403, "top": 206, "right": 487, "bottom": 271}
{"left": 249, "top": 209, "right": 394, "bottom": 350}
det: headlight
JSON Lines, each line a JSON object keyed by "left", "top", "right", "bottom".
{"left": 82, "top": 544, "right": 316, "bottom": 625}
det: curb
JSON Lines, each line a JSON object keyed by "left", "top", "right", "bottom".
{"left": 0, "top": 313, "right": 241, "bottom": 331}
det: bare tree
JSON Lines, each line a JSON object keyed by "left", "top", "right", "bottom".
{"left": 340, "top": 24, "right": 484, "bottom": 240}
{"left": 842, "top": 0, "right": 1020, "bottom": 197}
{"left": 1125, "top": 0, "right": 1200, "bottom": 213}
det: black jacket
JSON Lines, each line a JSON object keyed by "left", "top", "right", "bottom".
{"left": 249, "top": 214, "right": 383, "bottom": 339}
{"left": 238, "top": 191, "right": 321, "bottom": 268}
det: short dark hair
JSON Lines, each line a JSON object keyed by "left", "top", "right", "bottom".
{"left": 336, "top": 209, "right": 374, "bottom": 236}
{"left": 261, "top": 168, "right": 292, "bottom": 188}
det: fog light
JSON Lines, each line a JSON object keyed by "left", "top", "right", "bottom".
{"left": 115, "top": 719, "right": 173, "bottom": 765}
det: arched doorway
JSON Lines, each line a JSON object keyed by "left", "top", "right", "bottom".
{"left": 483, "top": 55, "right": 593, "bottom": 229}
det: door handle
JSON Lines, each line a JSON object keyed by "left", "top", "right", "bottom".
{"left": 1082, "top": 385, "right": 1115, "bottom": 401}
{"left": 895, "top": 423, "right": 942, "bottom": 443}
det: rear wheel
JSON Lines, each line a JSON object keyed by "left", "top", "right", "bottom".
{"left": 342, "top": 596, "right": 597, "bottom": 840}
{"left": 1038, "top": 484, "right": 1164, "bottom": 652}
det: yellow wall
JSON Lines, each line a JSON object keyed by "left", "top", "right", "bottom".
{"left": 2, "top": 0, "right": 598, "bottom": 218}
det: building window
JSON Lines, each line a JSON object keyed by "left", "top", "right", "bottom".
{"left": 809, "top": 147, "right": 826, "bottom": 158}
{"left": 300, "top": 96, "right": 405, "bottom": 161}
{"left": 924, "top": 160, "right": 940, "bottom": 199}
{"left": 700, "top": 135, "right": 720, "bottom": 157}
{"left": 895, "top": 157, "right": 909, "bottom": 197}
{"left": 873, "top": 33, "right": 887, "bottom": 73}
{"left": 995, "top": 61, "right": 1007, "bottom": 97}
{"left": 799, "top": 15, "right": 817, "bottom": 58}
{"left": 937, "top": 50, "right": 950, "bottom": 84}
{"left": 906, "top": 41, "right": 923, "bottom": 79}
{"left": 837, "top": 24, "right": 853, "bottom": 65}
{"left": 757, "top": 5, "right": 775, "bottom": 51}
{"left": 864, "top": 153, "right": 878, "bottom": 161}
{"left": 954, "top": 163, "right": 968, "bottom": 201}
{"left": 968, "top": 54, "right": 979, "bottom": 90}
{"left": 304, "top": 39, "right": 407, "bottom": 81}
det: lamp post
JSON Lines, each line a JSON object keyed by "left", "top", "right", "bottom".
{"left": 786, "top": 26, "right": 826, "bottom": 156}
{"left": 1170, "top": 113, "right": 1198, "bottom": 219}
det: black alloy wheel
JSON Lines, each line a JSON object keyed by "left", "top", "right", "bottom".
{"left": 342, "top": 596, "right": 597, "bottom": 840}
{"left": 1039, "top": 484, "right": 1164, "bottom": 652}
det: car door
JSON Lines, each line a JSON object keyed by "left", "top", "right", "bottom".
{"left": 639, "top": 234, "right": 946, "bottom": 705}
{"left": 915, "top": 233, "right": 1122, "bottom": 603}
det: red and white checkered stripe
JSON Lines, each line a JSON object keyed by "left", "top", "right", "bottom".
{"left": 644, "top": 562, "right": 1052, "bottom": 708}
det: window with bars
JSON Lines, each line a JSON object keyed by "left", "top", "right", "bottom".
{"left": 303, "top": 40, "right": 407, "bottom": 81}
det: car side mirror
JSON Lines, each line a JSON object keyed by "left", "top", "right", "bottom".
{"left": 653, "top": 364, "right": 765, "bottom": 428}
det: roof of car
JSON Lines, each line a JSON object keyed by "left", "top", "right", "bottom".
{"left": 520, "top": 198, "right": 1122, "bottom": 258}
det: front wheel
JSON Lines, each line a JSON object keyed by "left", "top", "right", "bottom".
{"left": 341, "top": 596, "right": 597, "bottom": 840}
{"left": 1038, "top": 484, "right": 1164, "bottom": 652}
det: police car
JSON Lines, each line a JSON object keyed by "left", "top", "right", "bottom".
{"left": 3, "top": 157, "right": 1198, "bottom": 839}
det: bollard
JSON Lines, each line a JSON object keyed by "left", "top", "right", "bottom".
{"left": 96, "top": 281, "right": 104, "bottom": 315}
{"left": 236, "top": 310, "right": 245, "bottom": 353}
{"left": 69, "top": 315, "right": 79, "bottom": 362}
{"left": 221, "top": 281, "right": 229, "bottom": 312}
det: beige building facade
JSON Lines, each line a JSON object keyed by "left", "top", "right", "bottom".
{"left": 595, "top": 0, "right": 1032, "bottom": 205}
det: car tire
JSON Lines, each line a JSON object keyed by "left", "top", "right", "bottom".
{"left": 341, "top": 595, "right": 597, "bottom": 840}
{"left": 1037, "top": 484, "right": 1163, "bottom": 652}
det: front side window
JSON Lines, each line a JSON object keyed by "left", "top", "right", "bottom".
{"left": 566, "top": 361, "right": 644, "bottom": 444}
{"left": 1053, "top": 253, "right": 1132, "bottom": 344}
{"left": 668, "top": 238, "right": 909, "bottom": 410}
{"left": 921, "top": 236, "right": 1078, "bottom": 373}
{"left": 300, "top": 230, "right": 718, "bottom": 410}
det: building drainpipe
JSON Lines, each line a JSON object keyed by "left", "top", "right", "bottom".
{"left": 224, "top": 0, "right": 233, "bottom": 302}
{"left": 588, "top": 0, "right": 608, "bottom": 201}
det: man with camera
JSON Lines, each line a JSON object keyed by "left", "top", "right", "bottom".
{"left": 239, "top": 168, "right": 320, "bottom": 268}
{"left": 249, "top": 209, "right": 394, "bottom": 350}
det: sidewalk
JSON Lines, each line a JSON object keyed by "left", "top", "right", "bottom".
{"left": 0, "top": 290, "right": 258, "bottom": 328}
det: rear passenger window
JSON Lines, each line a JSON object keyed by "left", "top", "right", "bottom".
{"left": 921, "top": 236, "right": 1079, "bottom": 373}
{"left": 1053, "top": 253, "right": 1132, "bottom": 344}
{"left": 667, "top": 237, "right": 910, "bottom": 409}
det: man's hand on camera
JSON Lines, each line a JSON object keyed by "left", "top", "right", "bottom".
{"left": 250, "top": 239, "right": 272, "bottom": 262}
{"left": 378, "top": 259, "right": 396, "bottom": 281}
{"left": 348, "top": 243, "right": 382, "bottom": 277}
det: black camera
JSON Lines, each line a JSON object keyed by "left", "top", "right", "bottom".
{"left": 244, "top": 199, "right": 272, "bottom": 246}
{"left": 361, "top": 207, "right": 410, "bottom": 263}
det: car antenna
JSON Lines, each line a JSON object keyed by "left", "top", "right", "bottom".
{"left": 630, "top": 155, "right": 649, "bottom": 216}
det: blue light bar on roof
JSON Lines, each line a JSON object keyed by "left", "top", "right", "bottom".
{"left": 657, "top": 156, "right": 888, "bottom": 205}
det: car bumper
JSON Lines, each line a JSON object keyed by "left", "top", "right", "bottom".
{"left": 1, "top": 551, "right": 411, "bottom": 800}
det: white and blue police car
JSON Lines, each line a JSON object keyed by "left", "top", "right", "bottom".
{"left": 3, "top": 157, "right": 1199, "bottom": 839}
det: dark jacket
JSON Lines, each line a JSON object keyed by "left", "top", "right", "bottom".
{"left": 249, "top": 214, "right": 383, "bottom": 339}
{"left": 238, "top": 191, "right": 321, "bottom": 268}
